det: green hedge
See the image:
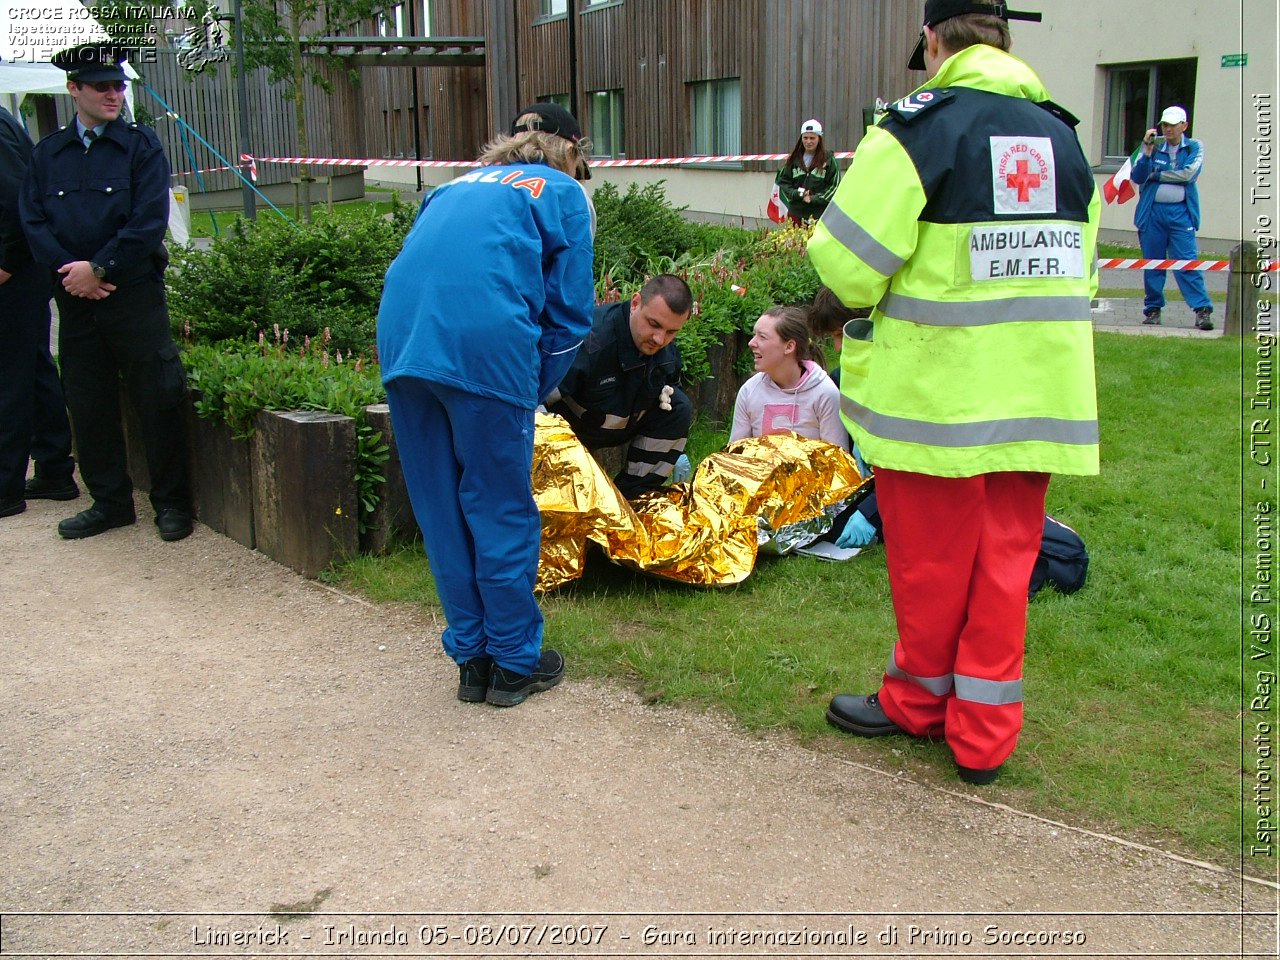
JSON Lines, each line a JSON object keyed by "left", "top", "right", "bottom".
{"left": 169, "top": 200, "right": 415, "bottom": 357}
{"left": 173, "top": 183, "right": 821, "bottom": 389}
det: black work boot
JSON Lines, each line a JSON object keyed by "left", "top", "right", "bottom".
{"left": 826, "top": 693, "right": 904, "bottom": 737}
{"left": 486, "top": 649, "right": 565, "bottom": 707}
{"left": 26, "top": 474, "right": 80, "bottom": 501}
{"left": 457, "top": 656, "right": 494, "bottom": 703}
{"left": 58, "top": 505, "right": 136, "bottom": 539}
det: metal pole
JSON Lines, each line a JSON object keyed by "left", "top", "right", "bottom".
{"left": 409, "top": 0, "right": 423, "bottom": 192}
{"left": 233, "top": 0, "right": 256, "bottom": 219}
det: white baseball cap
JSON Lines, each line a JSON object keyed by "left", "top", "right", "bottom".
{"left": 1159, "top": 105, "right": 1188, "bottom": 125}
{"left": 800, "top": 119, "right": 823, "bottom": 136}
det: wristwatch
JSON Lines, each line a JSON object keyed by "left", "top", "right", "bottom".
{"left": 90, "top": 261, "right": 106, "bottom": 279}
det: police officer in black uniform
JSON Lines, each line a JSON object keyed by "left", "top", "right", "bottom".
{"left": 547, "top": 274, "right": 694, "bottom": 498}
{"left": 20, "top": 43, "right": 193, "bottom": 541}
{"left": 0, "top": 103, "right": 78, "bottom": 519}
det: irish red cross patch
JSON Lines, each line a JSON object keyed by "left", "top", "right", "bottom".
{"left": 990, "top": 136, "right": 1056, "bottom": 215}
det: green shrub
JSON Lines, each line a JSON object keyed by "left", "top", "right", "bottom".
{"left": 688, "top": 221, "right": 762, "bottom": 262}
{"left": 592, "top": 181, "right": 699, "bottom": 284}
{"left": 747, "top": 220, "right": 822, "bottom": 306}
{"left": 679, "top": 255, "right": 773, "bottom": 383}
{"left": 169, "top": 200, "right": 415, "bottom": 355}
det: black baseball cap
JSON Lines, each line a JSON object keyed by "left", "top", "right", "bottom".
{"left": 510, "top": 102, "right": 591, "bottom": 179}
{"left": 907, "top": 1, "right": 1042, "bottom": 70}
{"left": 51, "top": 42, "right": 130, "bottom": 83}
{"left": 510, "top": 102, "right": 584, "bottom": 143}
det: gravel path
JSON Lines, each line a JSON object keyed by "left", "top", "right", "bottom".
{"left": 1, "top": 494, "right": 1275, "bottom": 959}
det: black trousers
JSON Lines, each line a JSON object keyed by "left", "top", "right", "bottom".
{"left": 0, "top": 262, "right": 73, "bottom": 501}
{"left": 557, "top": 386, "right": 693, "bottom": 498}
{"left": 55, "top": 275, "right": 190, "bottom": 517}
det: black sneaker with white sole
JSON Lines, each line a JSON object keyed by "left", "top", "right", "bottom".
{"left": 486, "top": 649, "right": 565, "bottom": 707}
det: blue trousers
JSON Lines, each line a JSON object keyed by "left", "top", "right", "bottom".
{"left": 1138, "top": 202, "right": 1211, "bottom": 313}
{"left": 385, "top": 377, "right": 543, "bottom": 675}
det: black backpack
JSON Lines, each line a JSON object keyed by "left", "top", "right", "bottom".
{"left": 1029, "top": 516, "right": 1089, "bottom": 599}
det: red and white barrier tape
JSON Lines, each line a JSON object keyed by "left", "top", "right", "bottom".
{"left": 1099, "top": 257, "right": 1226, "bottom": 272}
{"left": 172, "top": 162, "right": 240, "bottom": 179}
{"left": 239, "top": 150, "right": 857, "bottom": 170}
{"left": 229, "top": 153, "right": 1279, "bottom": 272}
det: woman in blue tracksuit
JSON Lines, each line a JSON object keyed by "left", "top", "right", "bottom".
{"left": 377, "top": 104, "right": 595, "bottom": 707}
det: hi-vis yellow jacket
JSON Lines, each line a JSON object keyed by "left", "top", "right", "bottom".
{"left": 808, "top": 44, "right": 1101, "bottom": 478}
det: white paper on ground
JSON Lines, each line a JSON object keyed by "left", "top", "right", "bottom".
{"left": 794, "top": 541, "right": 862, "bottom": 562}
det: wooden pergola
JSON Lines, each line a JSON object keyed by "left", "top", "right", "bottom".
{"left": 300, "top": 35, "right": 485, "bottom": 69}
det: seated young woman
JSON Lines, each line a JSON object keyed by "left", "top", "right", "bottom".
{"left": 730, "top": 305, "right": 847, "bottom": 450}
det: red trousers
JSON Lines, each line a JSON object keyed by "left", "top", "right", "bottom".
{"left": 874, "top": 469, "right": 1049, "bottom": 770}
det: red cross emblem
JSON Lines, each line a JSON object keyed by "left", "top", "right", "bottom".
{"left": 1006, "top": 159, "right": 1042, "bottom": 203}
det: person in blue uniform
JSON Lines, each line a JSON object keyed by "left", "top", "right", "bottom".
{"left": 0, "top": 104, "right": 78, "bottom": 520}
{"left": 546, "top": 274, "right": 694, "bottom": 498}
{"left": 1131, "top": 105, "right": 1213, "bottom": 330}
{"left": 20, "top": 43, "right": 192, "bottom": 541}
{"left": 377, "top": 103, "right": 595, "bottom": 707}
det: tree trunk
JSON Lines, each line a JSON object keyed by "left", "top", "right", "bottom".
{"left": 290, "top": 12, "right": 311, "bottom": 222}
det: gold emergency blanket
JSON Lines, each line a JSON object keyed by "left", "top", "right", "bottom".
{"left": 533, "top": 413, "right": 867, "bottom": 591}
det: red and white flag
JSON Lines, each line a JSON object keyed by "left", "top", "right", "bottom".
{"left": 766, "top": 183, "right": 788, "bottom": 223}
{"left": 1102, "top": 148, "right": 1138, "bottom": 205}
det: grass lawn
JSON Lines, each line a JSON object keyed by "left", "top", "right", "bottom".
{"left": 336, "top": 319, "right": 1259, "bottom": 874}
{"left": 186, "top": 198, "right": 401, "bottom": 239}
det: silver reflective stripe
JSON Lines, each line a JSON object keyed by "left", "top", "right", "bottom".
{"left": 632, "top": 435, "right": 687, "bottom": 454}
{"left": 560, "top": 395, "right": 587, "bottom": 417}
{"left": 626, "top": 459, "right": 673, "bottom": 478}
{"left": 954, "top": 673, "right": 1023, "bottom": 706}
{"left": 820, "top": 203, "right": 907, "bottom": 277}
{"left": 841, "top": 394, "right": 1099, "bottom": 448}
{"left": 561, "top": 395, "right": 630, "bottom": 430}
{"left": 880, "top": 292, "right": 1093, "bottom": 327}
{"left": 886, "top": 651, "right": 953, "bottom": 696}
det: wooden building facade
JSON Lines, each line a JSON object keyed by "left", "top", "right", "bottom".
{"left": 36, "top": 1, "right": 923, "bottom": 201}
{"left": 505, "top": 0, "right": 921, "bottom": 163}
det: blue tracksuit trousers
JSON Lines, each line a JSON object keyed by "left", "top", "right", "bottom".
{"left": 1138, "top": 202, "right": 1211, "bottom": 313}
{"left": 385, "top": 376, "right": 543, "bottom": 675}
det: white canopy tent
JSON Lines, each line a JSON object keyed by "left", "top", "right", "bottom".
{"left": 0, "top": 1, "right": 134, "bottom": 115}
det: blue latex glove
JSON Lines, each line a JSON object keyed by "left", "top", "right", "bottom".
{"left": 836, "top": 511, "right": 877, "bottom": 548}
{"left": 851, "top": 443, "right": 868, "bottom": 479}
{"left": 671, "top": 454, "right": 692, "bottom": 484}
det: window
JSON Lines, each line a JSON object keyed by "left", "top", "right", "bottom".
{"left": 1103, "top": 59, "right": 1197, "bottom": 160}
{"left": 380, "top": 4, "right": 405, "bottom": 36}
{"left": 588, "top": 89, "right": 624, "bottom": 158}
{"left": 690, "top": 78, "right": 741, "bottom": 157}
{"left": 539, "top": 0, "right": 568, "bottom": 17}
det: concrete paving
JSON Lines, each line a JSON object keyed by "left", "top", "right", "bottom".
{"left": 1090, "top": 296, "right": 1224, "bottom": 338}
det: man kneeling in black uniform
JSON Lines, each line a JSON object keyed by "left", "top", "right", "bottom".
{"left": 547, "top": 274, "right": 693, "bottom": 498}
